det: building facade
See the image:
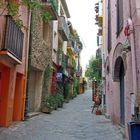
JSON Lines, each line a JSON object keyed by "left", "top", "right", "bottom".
{"left": 26, "top": 0, "right": 58, "bottom": 114}
{"left": 0, "top": 1, "right": 30, "bottom": 126}
{"left": 0, "top": 0, "right": 83, "bottom": 127}
{"left": 103, "top": 0, "right": 140, "bottom": 137}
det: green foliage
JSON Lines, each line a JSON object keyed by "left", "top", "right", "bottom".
{"left": 43, "top": 64, "right": 52, "bottom": 95}
{"left": 44, "top": 64, "right": 52, "bottom": 85}
{"left": 30, "top": 0, "right": 40, "bottom": 11}
{"left": 72, "top": 61, "right": 76, "bottom": 72}
{"left": 6, "top": 0, "right": 52, "bottom": 28}
{"left": 43, "top": 93, "right": 64, "bottom": 110}
{"left": 85, "top": 56, "right": 102, "bottom": 82}
{"left": 40, "top": 10, "right": 52, "bottom": 22}
{"left": 75, "top": 78, "right": 80, "bottom": 95}
{"left": 7, "top": 1, "right": 23, "bottom": 27}
{"left": 54, "top": 93, "right": 64, "bottom": 107}
{"left": 73, "top": 78, "right": 79, "bottom": 97}
{"left": 43, "top": 94, "right": 53, "bottom": 109}
{"left": 21, "top": 0, "right": 30, "bottom": 8}
{"left": 7, "top": 1, "right": 19, "bottom": 17}
{"left": 55, "top": 83, "right": 63, "bottom": 94}
{"left": 64, "top": 83, "right": 71, "bottom": 99}
{"left": 15, "top": 19, "right": 24, "bottom": 28}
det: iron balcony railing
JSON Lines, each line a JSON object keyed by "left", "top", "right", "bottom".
{"left": 3, "top": 16, "right": 24, "bottom": 61}
{"left": 58, "top": 16, "right": 69, "bottom": 41}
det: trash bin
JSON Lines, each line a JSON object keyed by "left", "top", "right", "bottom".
{"left": 128, "top": 121, "right": 140, "bottom": 140}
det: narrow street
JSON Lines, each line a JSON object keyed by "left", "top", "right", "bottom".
{"left": 0, "top": 90, "right": 125, "bottom": 140}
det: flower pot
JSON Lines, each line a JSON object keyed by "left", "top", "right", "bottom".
{"left": 95, "top": 110, "right": 102, "bottom": 115}
{"left": 41, "top": 105, "right": 52, "bottom": 114}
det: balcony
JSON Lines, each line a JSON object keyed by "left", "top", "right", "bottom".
{"left": 98, "top": 15, "right": 103, "bottom": 24}
{"left": 67, "top": 40, "right": 77, "bottom": 58}
{"left": 0, "top": 16, "right": 24, "bottom": 64}
{"left": 58, "top": 16, "right": 69, "bottom": 41}
{"left": 41, "top": 0, "right": 58, "bottom": 20}
{"left": 67, "top": 41, "right": 74, "bottom": 54}
{"left": 97, "top": 28, "right": 103, "bottom": 36}
{"left": 95, "top": 14, "right": 103, "bottom": 25}
{"left": 94, "top": 3, "right": 99, "bottom": 13}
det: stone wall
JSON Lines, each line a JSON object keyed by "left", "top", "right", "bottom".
{"left": 29, "top": 10, "right": 53, "bottom": 110}
{"left": 31, "top": 10, "right": 53, "bottom": 71}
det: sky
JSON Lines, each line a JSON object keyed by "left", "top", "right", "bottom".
{"left": 66, "top": 0, "right": 98, "bottom": 74}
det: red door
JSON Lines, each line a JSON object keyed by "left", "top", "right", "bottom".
{"left": 0, "top": 72, "right": 1, "bottom": 92}
{"left": 0, "top": 71, "right": 2, "bottom": 112}
{"left": 0, "top": 64, "right": 10, "bottom": 127}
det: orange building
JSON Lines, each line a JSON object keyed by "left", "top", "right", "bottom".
{"left": 0, "top": 2, "right": 30, "bottom": 127}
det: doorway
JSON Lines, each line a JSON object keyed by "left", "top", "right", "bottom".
{"left": 13, "top": 73, "right": 24, "bottom": 121}
{"left": 114, "top": 56, "right": 125, "bottom": 125}
{"left": 0, "top": 71, "right": 2, "bottom": 119}
{"left": 0, "top": 63, "right": 10, "bottom": 126}
{"left": 28, "top": 68, "right": 43, "bottom": 112}
{"left": 119, "top": 61, "right": 125, "bottom": 125}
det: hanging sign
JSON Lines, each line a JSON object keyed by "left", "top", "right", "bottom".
{"left": 56, "top": 73, "right": 63, "bottom": 82}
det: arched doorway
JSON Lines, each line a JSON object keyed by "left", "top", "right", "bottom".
{"left": 114, "top": 57, "right": 125, "bottom": 125}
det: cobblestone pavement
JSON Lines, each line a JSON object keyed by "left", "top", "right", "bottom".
{"left": 0, "top": 90, "right": 126, "bottom": 140}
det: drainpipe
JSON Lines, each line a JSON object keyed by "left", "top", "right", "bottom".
{"left": 24, "top": 11, "right": 33, "bottom": 119}
{"left": 128, "top": 0, "right": 138, "bottom": 120}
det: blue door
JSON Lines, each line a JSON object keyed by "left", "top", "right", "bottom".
{"left": 119, "top": 62, "right": 125, "bottom": 125}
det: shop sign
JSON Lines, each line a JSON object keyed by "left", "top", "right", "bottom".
{"left": 56, "top": 73, "right": 63, "bottom": 82}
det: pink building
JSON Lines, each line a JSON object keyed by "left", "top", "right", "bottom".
{"left": 0, "top": 1, "right": 30, "bottom": 126}
{"left": 104, "top": 0, "right": 140, "bottom": 138}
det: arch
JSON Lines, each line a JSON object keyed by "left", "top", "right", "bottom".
{"left": 114, "top": 56, "right": 124, "bottom": 81}
{"left": 112, "top": 43, "right": 127, "bottom": 81}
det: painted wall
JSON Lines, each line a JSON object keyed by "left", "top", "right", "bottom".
{"left": 0, "top": 3, "right": 30, "bottom": 126}
{"left": 104, "top": 0, "right": 140, "bottom": 137}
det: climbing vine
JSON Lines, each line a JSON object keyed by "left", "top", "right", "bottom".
{"left": 1, "top": 0, "right": 52, "bottom": 28}
{"left": 44, "top": 63, "right": 52, "bottom": 86}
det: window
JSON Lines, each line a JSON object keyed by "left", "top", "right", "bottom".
{"left": 117, "top": 0, "right": 123, "bottom": 35}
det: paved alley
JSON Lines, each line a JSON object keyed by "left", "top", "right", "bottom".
{"left": 0, "top": 90, "right": 125, "bottom": 140}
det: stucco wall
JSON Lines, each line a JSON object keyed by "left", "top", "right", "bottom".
{"left": 0, "top": 3, "right": 30, "bottom": 126}
{"left": 104, "top": 0, "right": 139, "bottom": 135}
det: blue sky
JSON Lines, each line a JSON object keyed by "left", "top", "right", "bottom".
{"left": 66, "top": 0, "right": 98, "bottom": 74}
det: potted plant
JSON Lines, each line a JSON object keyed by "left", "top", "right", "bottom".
{"left": 41, "top": 95, "right": 53, "bottom": 114}
{"left": 56, "top": 93, "right": 64, "bottom": 108}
